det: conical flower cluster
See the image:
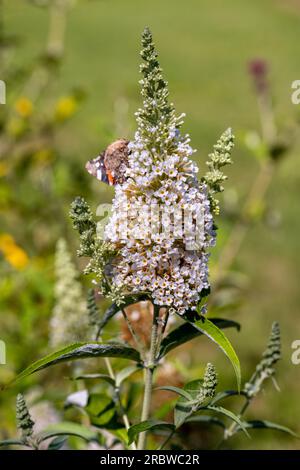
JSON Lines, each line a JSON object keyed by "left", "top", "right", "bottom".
{"left": 50, "top": 238, "right": 90, "bottom": 347}
{"left": 104, "top": 29, "right": 216, "bottom": 314}
{"left": 244, "top": 322, "right": 281, "bottom": 398}
{"left": 16, "top": 394, "right": 35, "bottom": 440}
{"left": 200, "top": 362, "right": 218, "bottom": 401}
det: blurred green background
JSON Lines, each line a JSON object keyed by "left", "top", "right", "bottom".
{"left": 0, "top": 0, "right": 300, "bottom": 449}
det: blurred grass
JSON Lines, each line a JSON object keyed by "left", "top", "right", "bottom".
{"left": 1, "top": 0, "right": 300, "bottom": 449}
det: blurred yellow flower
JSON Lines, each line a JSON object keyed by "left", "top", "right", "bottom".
{"left": 0, "top": 234, "right": 15, "bottom": 251}
{"left": 33, "top": 148, "right": 54, "bottom": 165}
{"left": 0, "top": 234, "right": 29, "bottom": 270}
{"left": 15, "top": 97, "right": 34, "bottom": 118}
{"left": 6, "top": 117, "right": 27, "bottom": 137}
{"left": 0, "top": 162, "right": 9, "bottom": 177}
{"left": 5, "top": 248, "right": 29, "bottom": 270}
{"left": 55, "top": 96, "right": 77, "bottom": 121}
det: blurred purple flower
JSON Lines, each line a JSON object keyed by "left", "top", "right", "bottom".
{"left": 248, "top": 59, "right": 268, "bottom": 93}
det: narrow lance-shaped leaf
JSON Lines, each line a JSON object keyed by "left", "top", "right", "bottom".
{"left": 174, "top": 379, "right": 203, "bottom": 428}
{"left": 210, "top": 389, "right": 245, "bottom": 406}
{"left": 174, "top": 365, "right": 218, "bottom": 429}
{"left": 37, "top": 422, "right": 98, "bottom": 445}
{"left": 159, "top": 318, "right": 240, "bottom": 359}
{"left": 0, "top": 439, "right": 27, "bottom": 448}
{"left": 115, "top": 365, "right": 141, "bottom": 387}
{"left": 85, "top": 393, "right": 116, "bottom": 427}
{"left": 185, "top": 415, "right": 226, "bottom": 429}
{"left": 4, "top": 342, "right": 140, "bottom": 388}
{"left": 156, "top": 386, "right": 194, "bottom": 402}
{"left": 182, "top": 314, "right": 241, "bottom": 391}
{"left": 235, "top": 420, "right": 299, "bottom": 438}
{"left": 206, "top": 405, "right": 250, "bottom": 438}
{"left": 72, "top": 373, "right": 115, "bottom": 386}
{"left": 128, "top": 420, "right": 175, "bottom": 445}
{"left": 47, "top": 436, "right": 67, "bottom": 450}
{"left": 97, "top": 294, "right": 150, "bottom": 334}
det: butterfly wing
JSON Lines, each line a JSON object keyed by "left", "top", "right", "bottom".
{"left": 104, "top": 139, "right": 129, "bottom": 185}
{"left": 86, "top": 140, "right": 129, "bottom": 186}
{"left": 85, "top": 152, "right": 110, "bottom": 185}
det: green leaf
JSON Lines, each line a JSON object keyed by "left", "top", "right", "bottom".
{"left": 125, "top": 382, "right": 140, "bottom": 413}
{"left": 47, "top": 436, "right": 67, "bottom": 450}
{"left": 182, "top": 379, "right": 205, "bottom": 399}
{"left": 128, "top": 420, "right": 175, "bottom": 445}
{"left": 72, "top": 373, "right": 115, "bottom": 386}
{"left": 37, "top": 422, "right": 98, "bottom": 444}
{"left": 174, "top": 380, "right": 203, "bottom": 428}
{"left": 155, "top": 399, "right": 177, "bottom": 421}
{"left": 239, "top": 420, "right": 298, "bottom": 438}
{"left": 97, "top": 304, "right": 122, "bottom": 334}
{"left": 6, "top": 342, "right": 140, "bottom": 388}
{"left": 115, "top": 365, "right": 141, "bottom": 387}
{"left": 109, "top": 428, "right": 129, "bottom": 446}
{"left": 183, "top": 315, "right": 241, "bottom": 391}
{"left": 185, "top": 415, "right": 225, "bottom": 429}
{"left": 156, "top": 386, "right": 193, "bottom": 402}
{"left": 0, "top": 439, "right": 26, "bottom": 448}
{"left": 210, "top": 390, "right": 243, "bottom": 405}
{"left": 196, "top": 287, "right": 211, "bottom": 311}
{"left": 85, "top": 393, "right": 116, "bottom": 427}
{"left": 159, "top": 318, "right": 240, "bottom": 358}
{"left": 97, "top": 294, "right": 150, "bottom": 334}
{"left": 206, "top": 405, "right": 250, "bottom": 438}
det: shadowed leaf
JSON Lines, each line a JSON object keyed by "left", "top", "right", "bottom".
{"left": 159, "top": 318, "right": 240, "bottom": 358}
{"left": 128, "top": 420, "right": 175, "bottom": 445}
{"left": 182, "top": 315, "right": 241, "bottom": 391}
{"left": 206, "top": 405, "right": 250, "bottom": 437}
{"left": 237, "top": 420, "right": 298, "bottom": 438}
{"left": 185, "top": 415, "right": 225, "bottom": 429}
{"left": 37, "top": 422, "right": 98, "bottom": 444}
{"left": 5, "top": 342, "right": 140, "bottom": 388}
{"left": 97, "top": 294, "right": 150, "bottom": 334}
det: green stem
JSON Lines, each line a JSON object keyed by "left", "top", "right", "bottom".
{"left": 158, "top": 429, "right": 175, "bottom": 450}
{"left": 212, "top": 160, "right": 274, "bottom": 288}
{"left": 121, "top": 308, "right": 147, "bottom": 360}
{"left": 212, "top": 81, "right": 277, "bottom": 290}
{"left": 225, "top": 399, "right": 250, "bottom": 439}
{"left": 46, "top": 0, "right": 68, "bottom": 59}
{"left": 0, "top": 0, "right": 69, "bottom": 160}
{"left": 97, "top": 333, "right": 136, "bottom": 450}
{"left": 137, "top": 304, "right": 160, "bottom": 450}
{"left": 217, "top": 398, "right": 250, "bottom": 448}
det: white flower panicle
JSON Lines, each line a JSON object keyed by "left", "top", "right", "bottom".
{"left": 103, "top": 29, "right": 219, "bottom": 315}
{"left": 202, "top": 128, "right": 235, "bottom": 215}
{"left": 50, "top": 238, "right": 90, "bottom": 347}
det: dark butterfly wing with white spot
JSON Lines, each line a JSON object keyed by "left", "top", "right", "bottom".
{"left": 85, "top": 152, "right": 109, "bottom": 184}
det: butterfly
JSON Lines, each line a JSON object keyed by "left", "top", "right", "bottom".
{"left": 85, "top": 139, "right": 129, "bottom": 186}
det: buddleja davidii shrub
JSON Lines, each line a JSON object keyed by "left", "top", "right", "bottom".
{"left": 1, "top": 29, "right": 296, "bottom": 451}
